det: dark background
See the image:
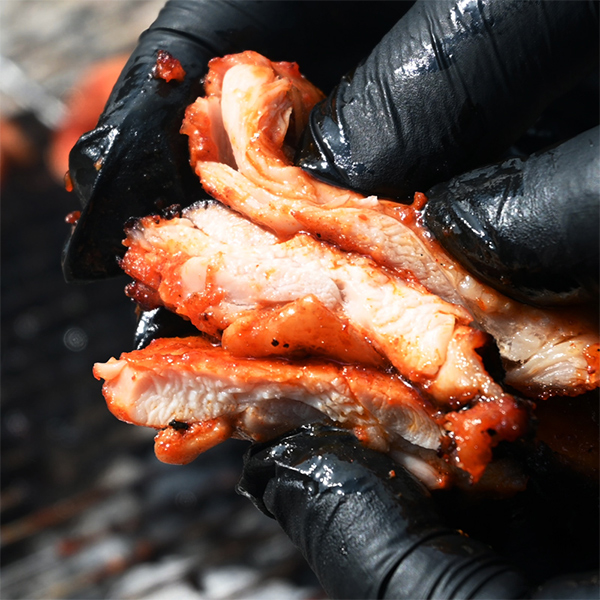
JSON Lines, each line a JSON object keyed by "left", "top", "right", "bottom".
{"left": 1, "top": 2, "right": 323, "bottom": 598}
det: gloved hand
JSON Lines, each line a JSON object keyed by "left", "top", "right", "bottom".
{"left": 238, "top": 425, "right": 599, "bottom": 600}
{"left": 62, "top": 1, "right": 599, "bottom": 598}
{"left": 236, "top": 2, "right": 599, "bottom": 598}
{"left": 296, "top": 0, "right": 599, "bottom": 306}
{"left": 62, "top": 0, "right": 412, "bottom": 282}
{"left": 422, "top": 128, "right": 599, "bottom": 306}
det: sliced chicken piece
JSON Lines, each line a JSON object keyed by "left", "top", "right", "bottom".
{"left": 94, "top": 336, "right": 528, "bottom": 482}
{"left": 293, "top": 198, "right": 600, "bottom": 398}
{"left": 93, "top": 336, "right": 441, "bottom": 457}
{"left": 122, "top": 200, "right": 508, "bottom": 409}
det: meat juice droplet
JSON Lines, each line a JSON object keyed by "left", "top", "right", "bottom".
{"left": 65, "top": 211, "right": 81, "bottom": 225}
{"left": 64, "top": 171, "right": 74, "bottom": 192}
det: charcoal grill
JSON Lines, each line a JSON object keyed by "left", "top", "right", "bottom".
{"left": 0, "top": 3, "right": 323, "bottom": 596}
{"left": 0, "top": 115, "right": 325, "bottom": 600}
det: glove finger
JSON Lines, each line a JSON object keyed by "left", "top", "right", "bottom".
{"left": 422, "top": 126, "right": 600, "bottom": 306}
{"left": 296, "top": 0, "right": 599, "bottom": 201}
{"left": 237, "top": 424, "right": 529, "bottom": 600}
{"left": 237, "top": 424, "right": 435, "bottom": 517}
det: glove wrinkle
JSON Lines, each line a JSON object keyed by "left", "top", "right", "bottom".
{"left": 382, "top": 530, "right": 530, "bottom": 599}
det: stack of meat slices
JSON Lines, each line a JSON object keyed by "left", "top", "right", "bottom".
{"left": 94, "top": 52, "right": 599, "bottom": 488}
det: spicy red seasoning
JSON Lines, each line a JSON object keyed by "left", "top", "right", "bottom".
{"left": 153, "top": 50, "right": 186, "bottom": 83}
{"left": 64, "top": 170, "right": 74, "bottom": 192}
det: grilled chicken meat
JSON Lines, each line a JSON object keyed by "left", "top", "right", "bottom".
{"left": 122, "top": 201, "right": 504, "bottom": 407}
{"left": 94, "top": 335, "right": 527, "bottom": 485}
{"left": 94, "top": 51, "right": 598, "bottom": 486}
{"left": 186, "top": 51, "right": 599, "bottom": 399}
{"left": 94, "top": 337, "right": 440, "bottom": 460}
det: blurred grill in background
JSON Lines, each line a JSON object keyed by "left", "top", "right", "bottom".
{"left": 0, "top": 2, "right": 324, "bottom": 598}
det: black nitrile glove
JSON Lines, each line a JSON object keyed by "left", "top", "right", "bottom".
{"left": 296, "top": 0, "right": 599, "bottom": 306}
{"left": 62, "top": 0, "right": 413, "bottom": 282}
{"left": 422, "top": 127, "right": 600, "bottom": 306}
{"left": 297, "top": 0, "right": 599, "bottom": 201}
{"left": 237, "top": 425, "right": 599, "bottom": 600}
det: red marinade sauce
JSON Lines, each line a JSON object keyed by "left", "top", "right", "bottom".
{"left": 153, "top": 50, "right": 186, "bottom": 83}
{"left": 64, "top": 170, "right": 74, "bottom": 192}
{"left": 124, "top": 280, "right": 163, "bottom": 311}
{"left": 65, "top": 210, "right": 81, "bottom": 225}
{"left": 412, "top": 191, "right": 428, "bottom": 211}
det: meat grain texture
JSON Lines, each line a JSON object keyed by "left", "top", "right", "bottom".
{"left": 94, "top": 52, "right": 599, "bottom": 488}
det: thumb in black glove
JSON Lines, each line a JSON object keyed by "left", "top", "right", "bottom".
{"left": 238, "top": 425, "right": 528, "bottom": 600}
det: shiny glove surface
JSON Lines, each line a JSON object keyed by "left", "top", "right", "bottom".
{"left": 422, "top": 127, "right": 600, "bottom": 305}
{"left": 238, "top": 425, "right": 599, "bottom": 600}
{"left": 296, "top": 0, "right": 599, "bottom": 305}
{"left": 297, "top": 0, "right": 598, "bottom": 200}
{"left": 238, "top": 425, "right": 529, "bottom": 600}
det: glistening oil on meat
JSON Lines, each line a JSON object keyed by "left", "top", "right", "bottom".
{"left": 94, "top": 51, "right": 599, "bottom": 489}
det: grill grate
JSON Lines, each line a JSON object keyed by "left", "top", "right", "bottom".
{"left": 0, "top": 117, "right": 324, "bottom": 600}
